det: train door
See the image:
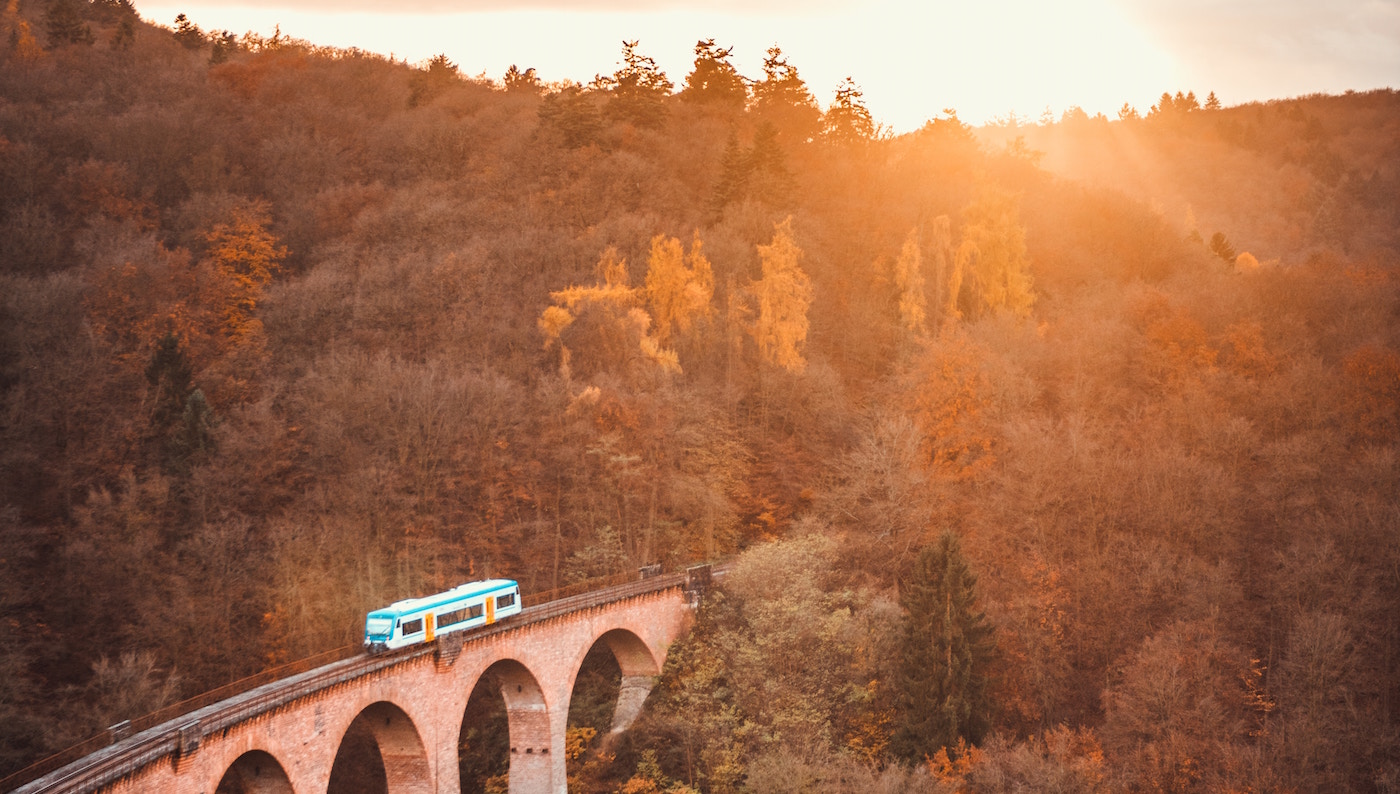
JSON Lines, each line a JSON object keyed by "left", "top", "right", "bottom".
{"left": 425, "top": 613, "right": 435, "bottom": 642}
{"left": 485, "top": 596, "right": 495, "bottom": 625}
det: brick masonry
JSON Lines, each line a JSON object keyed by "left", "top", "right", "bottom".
{"left": 98, "top": 587, "right": 693, "bottom": 794}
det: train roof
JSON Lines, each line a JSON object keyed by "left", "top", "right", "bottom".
{"left": 373, "top": 579, "right": 518, "bottom": 616}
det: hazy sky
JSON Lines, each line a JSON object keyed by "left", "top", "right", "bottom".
{"left": 136, "top": 0, "right": 1399, "bottom": 132}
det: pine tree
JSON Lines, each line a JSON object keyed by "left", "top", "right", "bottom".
{"left": 593, "top": 40, "right": 672, "bottom": 128}
{"left": 823, "top": 77, "right": 876, "bottom": 143}
{"left": 751, "top": 46, "right": 821, "bottom": 143}
{"left": 746, "top": 121, "right": 792, "bottom": 206}
{"left": 681, "top": 38, "right": 746, "bottom": 111}
{"left": 146, "top": 331, "right": 193, "bottom": 433}
{"left": 168, "top": 389, "right": 215, "bottom": 475}
{"left": 410, "top": 54, "right": 459, "bottom": 107}
{"left": 709, "top": 130, "right": 750, "bottom": 215}
{"left": 1209, "top": 231, "right": 1237, "bottom": 263}
{"left": 172, "top": 13, "right": 204, "bottom": 51}
{"left": 44, "top": 0, "right": 94, "bottom": 47}
{"left": 538, "top": 84, "right": 602, "bottom": 149}
{"left": 893, "top": 532, "right": 995, "bottom": 762}
{"left": 502, "top": 64, "right": 541, "bottom": 94}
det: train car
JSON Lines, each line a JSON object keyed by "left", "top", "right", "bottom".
{"left": 363, "top": 579, "right": 521, "bottom": 653}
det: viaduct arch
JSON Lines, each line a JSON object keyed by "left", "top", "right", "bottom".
{"left": 17, "top": 570, "right": 711, "bottom": 794}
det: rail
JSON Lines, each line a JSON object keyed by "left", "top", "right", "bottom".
{"left": 5, "top": 563, "right": 722, "bottom": 794}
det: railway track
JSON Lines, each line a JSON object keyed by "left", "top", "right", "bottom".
{"left": 7, "top": 565, "right": 717, "bottom": 794}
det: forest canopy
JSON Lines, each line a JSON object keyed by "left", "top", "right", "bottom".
{"left": 1, "top": 4, "right": 1398, "bottom": 791}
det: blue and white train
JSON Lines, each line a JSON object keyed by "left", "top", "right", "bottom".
{"left": 363, "top": 579, "right": 522, "bottom": 653}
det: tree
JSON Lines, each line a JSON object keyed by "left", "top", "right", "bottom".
{"left": 1204, "top": 91, "right": 1221, "bottom": 111}
{"left": 172, "top": 13, "right": 204, "bottom": 50}
{"left": 681, "top": 39, "right": 746, "bottom": 111}
{"left": 709, "top": 123, "right": 792, "bottom": 217}
{"left": 893, "top": 228, "right": 928, "bottom": 336}
{"left": 44, "top": 0, "right": 93, "bottom": 47}
{"left": 202, "top": 204, "right": 286, "bottom": 343}
{"left": 823, "top": 77, "right": 876, "bottom": 143}
{"left": 1208, "top": 231, "right": 1237, "bottom": 263}
{"left": 593, "top": 40, "right": 673, "bottom": 128}
{"left": 168, "top": 388, "right": 215, "bottom": 475}
{"left": 146, "top": 330, "right": 193, "bottom": 436}
{"left": 540, "top": 247, "right": 679, "bottom": 379}
{"left": 410, "top": 54, "right": 460, "bottom": 108}
{"left": 893, "top": 531, "right": 995, "bottom": 762}
{"left": 538, "top": 83, "right": 603, "bottom": 149}
{"left": 953, "top": 189, "right": 1035, "bottom": 319}
{"left": 7, "top": 10, "right": 45, "bottom": 63}
{"left": 750, "top": 217, "right": 811, "bottom": 374}
{"left": 208, "top": 30, "right": 238, "bottom": 64}
{"left": 110, "top": 15, "right": 135, "bottom": 50}
{"left": 503, "top": 64, "right": 541, "bottom": 94}
{"left": 644, "top": 233, "right": 714, "bottom": 349}
{"left": 751, "top": 46, "right": 821, "bottom": 143}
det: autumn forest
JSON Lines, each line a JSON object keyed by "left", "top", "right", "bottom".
{"left": 1, "top": 0, "right": 1398, "bottom": 791}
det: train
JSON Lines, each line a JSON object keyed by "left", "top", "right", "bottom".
{"left": 363, "top": 579, "right": 521, "bottom": 653}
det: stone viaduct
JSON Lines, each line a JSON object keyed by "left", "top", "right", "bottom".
{"left": 15, "top": 569, "right": 712, "bottom": 794}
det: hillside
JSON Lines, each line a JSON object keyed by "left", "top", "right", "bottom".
{"left": 1, "top": 2, "right": 1398, "bottom": 791}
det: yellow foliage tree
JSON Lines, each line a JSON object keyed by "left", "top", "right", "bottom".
{"left": 953, "top": 190, "right": 1035, "bottom": 320}
{"left": 644, "top": 232, "right": 714, "bottom": 348}
{"left": 539, "top": 247, "right": 680, "bottom": 378}
{"left": 750, "top": 217, "right": 812, "bottom": 374}
{"left": 893, "top": 227, "right": 927, "bottom": 336}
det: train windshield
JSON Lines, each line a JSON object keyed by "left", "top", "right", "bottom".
{"left": 365, "top": 617, "right": 393, "bottom": 636}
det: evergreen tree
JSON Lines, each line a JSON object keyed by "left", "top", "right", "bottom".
{"left": 538, "top": 84, "right": 602, "bottom": 149}
{"left": 709, "top": 123, "right": 792, "bottom": 217}
{"left": 709, "top": 130, "right": 750, "bottom": 216}
{"left": 168, "top": 388, "right": 215, "bottom": 475}
{"left": 746, "top": 121, "right": 792, "bottom": 206}
{"left": 208, "top": 30, "right": 237, "bottom": 65}
{"left": 893, "top": 531, "right": 995, "bottom": 762}
{"left": 751, "top": 46, "right": 821, "bottom": 143}
{"left": 44, "top": 0, "right": 94, "bottom": 47}
{"left": 145, "top": 331, "right": 193, "bottom": 434}
{"left": 823, "top": 77, "right": 876, "bottom": 143}
{"left": 172, "top": 13, "right": 204, "bottom": 50}
{"left": 1204, "top": 91, "right": 1222, "bottom": 111}
{"left": 409, "top": 54, "right": 459, "bottom": 107}
{"left": 110, "top": 15, "right": 135, "bottom": 51}
{"left": 681, "top": 38, "right": 747, "bottom": 111}
{"left": 502, "top": 64, "right": 541, "bottom": 94}
{"left": 1209, "top": 231, "right": 1237, "bottom": 263}
{"left": 593, "top": 39, "right": 672, "bottom": 128}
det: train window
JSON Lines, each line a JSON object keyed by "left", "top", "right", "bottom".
{"left": 402, "top": 618, "right": 423, "bottom": 635}
{"left": 366, "top": 618, "right": 392, "bottom": 635}
{"left": 497, "top": 593, "right": 516, "bottom": 608}
{"left": 438, "top": 607, "right": 469, "bottom": 627}
{"left": 467, "top": 604, "right": 484, "bottom": 619}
